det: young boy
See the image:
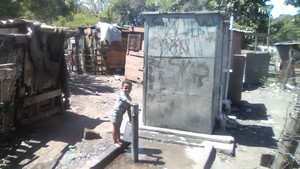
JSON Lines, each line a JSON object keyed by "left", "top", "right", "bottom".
{"left": 112, "top": 80, "right": 133, "bottom": 147}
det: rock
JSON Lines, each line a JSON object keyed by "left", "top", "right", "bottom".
{"left": 260, "top": 154, "right": 274, "bottom": 167}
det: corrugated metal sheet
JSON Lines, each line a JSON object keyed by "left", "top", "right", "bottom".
{"left": 0, "top": 18, "right": 76, "bottom": 34}
{"left": 0, "top": 18, "right": 27, "bottom": 26}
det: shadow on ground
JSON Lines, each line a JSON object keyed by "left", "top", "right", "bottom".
{"left": 229, "top": 124, "right": 277, "bottom": 148}
{"left": 236, "top": 101, "right": 269, "bottom": 120}
{"left": 0, "top": 110, "right": 108, "bottom": 168}
{"left": 69, "top": 74, "right": 115, "bottom": 95}
{"left": 227, "top": 101, "right": 278, "bottom": 149}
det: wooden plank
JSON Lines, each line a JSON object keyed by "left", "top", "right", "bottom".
{"left": 20, "top": 107, "right": 59, "bottom": 125}
{"left": 126, "top": 55, "right": 143, "bottom": 70}
{"left": 126, "top": 57, "right": 143, "bottom": 69}
{"left": 1, "top": 79, "right": 14, "bottom": 102}
{"left": 23, "top": 89, "right": 61, "bottom": 107}
{"left": 106, "top": 50, "right": 126, "bottom": 69}
{"left": 244, "top": 32, "right": 269, "bottom": 37}
{"left": 125, "top": 67, "right": 143, "bottom": 83}
{"left": 0, "top": 28, "right": 19, "bottom": 34}
{"left": 129, "top": 52, "right": 144, "bottom": 57}
{"left": 0, "top": 63, "right": 16, "bottom": 67}
{"left": 125, "top": 53, "right": 144, "bottom": 83}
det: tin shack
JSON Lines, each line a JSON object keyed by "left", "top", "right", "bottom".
{"left": 67, "top": 23, "right": 144, "bottom": 75}
{"left": 0, "top": 19, "right": 71, "bottom": 137}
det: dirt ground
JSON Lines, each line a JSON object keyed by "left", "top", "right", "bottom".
{"left": 212, "top": 83, "right": 295, "bottom": 169}
{"left": 0, "top": 70, "right": 295, "bottom": 169}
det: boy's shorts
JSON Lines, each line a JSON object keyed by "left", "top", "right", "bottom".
{"left": 112, "top": 110, "right": 123, "bottom": 126}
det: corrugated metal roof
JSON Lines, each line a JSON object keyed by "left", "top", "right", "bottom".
{"left": 122, "top": 27, "right": 144, "bottom": 33}
{"left": 142, "top": 11, "right": 226, "bottom": 15}
{"left": 0, "top": 18, "right": 77, "bottom": 35}
{"left": 0, "top": 18, "right": 40, "bottom": 26}
{"left": 231, "top": 28, "right": 254, "bottom": 33}
{"left": 275, "top": 41, "right": 300, "bottom": 46}
{"left": 0, "top": 18, "right": 26, "bottom": 26}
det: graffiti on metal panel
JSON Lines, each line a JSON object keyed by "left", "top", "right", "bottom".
{"left": 148, "top": 58, "right": 209, "bottom": 92}
{"left": 195, "top": 15, "right": 218, "bottom": 27}
{"left": 149, "top": 18, "right": 216, "bottom": 58}
{"left": 169, "top": 59, "right": 209, "bottom": 92}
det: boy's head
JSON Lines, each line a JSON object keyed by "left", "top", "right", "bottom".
{"left": 121, "top": 80, "right": 132, "bottom": 94}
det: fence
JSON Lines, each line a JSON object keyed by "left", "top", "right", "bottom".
{"left": 272, "top": 77, "right": 300, "bottom": 169}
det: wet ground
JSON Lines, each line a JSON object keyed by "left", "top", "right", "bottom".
{"left": 105, "top": 138, "right": 212, "bottom": 169}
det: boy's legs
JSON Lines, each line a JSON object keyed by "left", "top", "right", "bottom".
{"left": 116, "top": 124, "right": 122, "bottom": 144}
{"left": 112, "top": 111, "right": 123, "bottom": 147}
{"left": 112, "top": 123, "right": 121, "bottom": 147}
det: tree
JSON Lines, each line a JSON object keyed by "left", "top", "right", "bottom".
{"left": 53, "top": 12, "right": 99, "bottom": 28}
{"left": 206, "top": 0, "right": 271, "bottom": 32}
{"left": 81, "top": 0, "right": 109, "bottom": 15}
{"left": 270, "top": 15, "right": 300, "bottom": 42}
{"left": 98, "top": 0, "right": 148, "bottom": 27}
{"left": 0, "top": 0, "right": 22, "bottom": 19}
{"left": 20, "top": 0, "right": 76, "bottom": 23}
{"left": 53, "top": 0, "right": 101, "bottom": 28}
{"left": 285, "top": 0, "right": 300, "bottom": 7}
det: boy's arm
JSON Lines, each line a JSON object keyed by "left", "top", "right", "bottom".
{"left": 127, "top": 107, "right": 132, "bottom": 122}
{"left": 125, "top": 99, "right": 133, "bottom": 105}
{"left": 120, "top": 92, "right": 132, "bottom": 105}
{"left": 126, "top": 98, "right": 132, "bottom": 122}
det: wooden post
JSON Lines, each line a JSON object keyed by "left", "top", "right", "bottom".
{"left": 272, "top": 92, "right": 300, "bottom": 169}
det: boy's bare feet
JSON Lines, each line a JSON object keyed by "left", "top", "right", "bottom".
{"left": 114, "top": 143, "right": 121, "bottom": 148}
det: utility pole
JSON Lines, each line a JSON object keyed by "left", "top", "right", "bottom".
{"left": 267, "top": 14, "right": 271, "bottom": 49}
{"left": 272, "top": 90, "right": 300, "bottom": 169}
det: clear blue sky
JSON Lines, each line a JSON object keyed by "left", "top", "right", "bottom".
{"left": 267, "top": 0, "right": 299, "bottom": 17}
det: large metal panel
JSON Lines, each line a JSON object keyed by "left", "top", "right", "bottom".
{"left": 228, "top": 54, "right": 246, "bottom": 104}
{"left": 145, "top": 94, "right": 214, "bottom": 133}
{"left": 147, "top": 57, "right": 214, "bottom": 97}
{"left": 147, "top": 14, "right": 218, "bottom": 58}
{"left": 244, "top": 52, "right": 271, "bottom": 85}
{"left": 143, "top": 12, "right": 228, "bottom": 134}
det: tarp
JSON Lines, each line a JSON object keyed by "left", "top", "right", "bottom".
{"left": 95, "top": 22, "right": 122, "bottom": 44}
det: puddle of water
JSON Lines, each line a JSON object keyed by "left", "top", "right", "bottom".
{"left": 105, "top": 140, "right": 205, "bottom": 169}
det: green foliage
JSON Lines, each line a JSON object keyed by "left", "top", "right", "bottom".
{"left": 145, "top": 0, "right": 158, "bottom": 11}
{"left": 270, "top": 15, "right": 300, "bottom": 43}
{"left": 156, "top": 0, "right": 179, "bottom": 12}
{"left": 19, "top": 0, "right": 71, "bottom": 23}
{"left": 172, "top": 0, "right": 206, "bottom": 12}
{"left": 53, "top": 12, "right": 99, "bottom": 28}
{"left": 285, "top": 0, "right": 300, "bottom": 7}
{"left": 207, "top": 0, "right": 271, "bottom": 32}
{"left": 99, "top": 6, "right": 114, "bottom": 23}
{"left": 81, "top": 0, "right": 109, "bottom": 15}
{"left": 0, "top": 0, "right": 22, "bottom": 19}
{"left": 98, "top": 0, "right": 148, "bottom": 26}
